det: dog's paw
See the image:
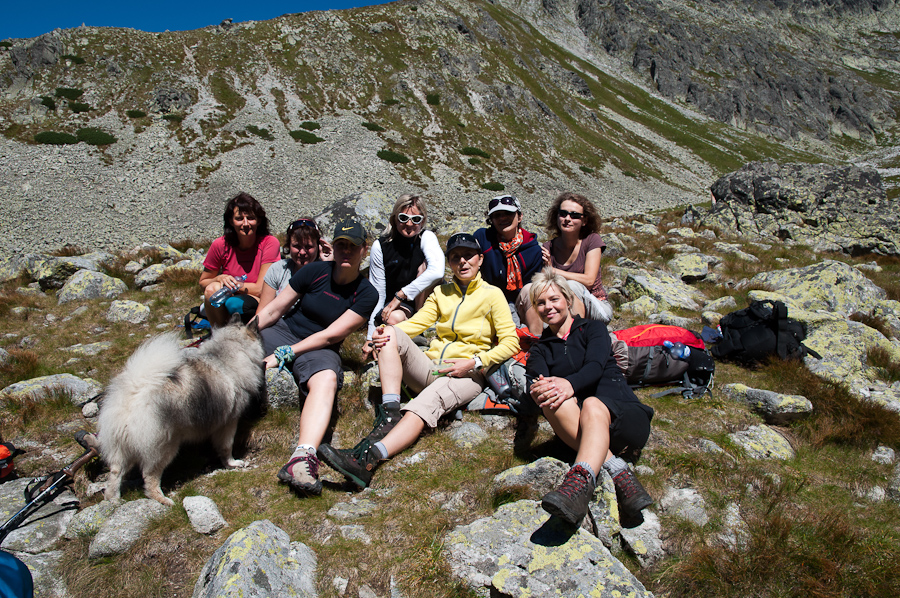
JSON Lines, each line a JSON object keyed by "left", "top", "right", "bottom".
{"left": 225, "top": 458, "right": 247, "bottom": 469}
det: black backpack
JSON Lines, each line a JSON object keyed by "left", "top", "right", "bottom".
{"left": 711, "top": 300, "right": 821, "bottom": 363}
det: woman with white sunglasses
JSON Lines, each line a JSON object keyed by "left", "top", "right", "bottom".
{"left": 364, "top": 194, "right": 445, "bottom": 358}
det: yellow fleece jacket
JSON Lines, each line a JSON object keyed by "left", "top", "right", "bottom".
{"left": 396, "top": 273, "right": 519, "bottom": 369}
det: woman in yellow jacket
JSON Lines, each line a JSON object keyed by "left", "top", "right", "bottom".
{"left": 318, "top": 232, "right": 519, "bottom": 489}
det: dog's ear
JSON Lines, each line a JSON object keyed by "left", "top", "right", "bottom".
{"left": 246, "top": 316, "right": 260, "bottom": 334}
{"left": 228, "top": 313, "right": 243, "bottom": 326}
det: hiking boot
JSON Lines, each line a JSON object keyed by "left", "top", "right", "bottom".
{"left": 318, "top": 441, "right": 383, "bottom": 490}
{"left": 612, "top": 467, "right": 653, "bottom": 520}
{"left": 276, "top": 449, "right": 322, "bottom": 496}
{"left": 541, "top": 464, "right": 596, "bottom": 525}
{"left": 337, "top": 402, "right": 402, "bottom": 460}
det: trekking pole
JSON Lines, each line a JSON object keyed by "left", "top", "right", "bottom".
{"left": 0, "top": 432, "right": 99, "bottom": 544}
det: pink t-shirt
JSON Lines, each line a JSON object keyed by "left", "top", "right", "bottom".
{"left": 202, "top": 235, "right": 280, "bottom": 284}
{"left": 543, "top": 233, "right": 607, "bottom": 300}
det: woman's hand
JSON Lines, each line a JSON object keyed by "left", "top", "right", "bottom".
{"left": 263, "top": 354, "right": 278, "bottom": 369}
{"left": 530, "top": 374, "right": 574, "bottom": 409}
{"left": 541, "top": 245, "right": 552, "bottom": 267}
{"left": 218, "top": 274, "right": 241, "bottom": 290}
{"left": 370, "top": 326, "right": 391, "bottom": 352}
{"left": 437, "top": 358, "right": 477, "bottom": 378}
{"left": 381, "top": 297, "right": 401, "bottom": 323}
{"left": 319, "top": 238, "right": 333, "bottom": 261}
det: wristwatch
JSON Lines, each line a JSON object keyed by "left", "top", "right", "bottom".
{"left": 472, "top": 355, "right": 483, "bottom": 371}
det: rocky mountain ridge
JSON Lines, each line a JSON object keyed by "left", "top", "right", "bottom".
{"left": 1, "top": 0, "right": 898, "bottom": 251}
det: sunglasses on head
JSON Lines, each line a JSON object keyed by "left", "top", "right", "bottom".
{"left": 288, "top": 219, "right": 319, "bottom": 233}
{"left": 397, "top": 213, "right": 424, "bottom": 224}
{"left": 558, "top": 209, "right": 583, "bottom": 220}
{"left": 488, "top": 196, "right": 517, "bottom": 210}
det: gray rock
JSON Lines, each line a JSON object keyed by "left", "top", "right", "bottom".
{"left": 1, "top": 373, "right": 102, "bottom": 405}
{"left": 444, "top": 500, "right": 652, "bottom": 597}
{"left": 0, "top": 478, "right": 79, "bottom": 553}
{"left": 667, "top": 254, "right": 708, "bottom": 282}
{"left": 447, "top": 422, "right": 488, "bottom": 448}
{"left": 106, "top": 300, "right": 150, "bottom": 324}
{"left": 82, "top": 401, "right": 100, "bottom": 418}
{"left": 29, "top": 255, "right": 100, "bottom": 290}
{"left": 265, "top": 368, "right": 299, "bottom": 409}
{"left": 64, "top": 499, "right": 119, "bottom": 539}
{"left": 134, "top": 263, "right": 167, "bottom": 288}
{"left": 15, "top": 550, "right": 68, "bottom": 598}
{"left": 717, "top": 502, "right": 749, "bottom": 550}
{"left": 728, "top": 425, "right": 795, "bottom": 460}
{"left": 0, "top": 347, "right": 8, "bottom": 366}
{"left": 722, "top": 383, "right": 813, "bottom": 424}
{"left": 192, "top": 520, "right": 317, "bottom": 598}
{"left": 62, "top": 341, "right": 112, "bottom": 356}
{"left": 327, "top": 499, "right": 377, "bottom": 521}
{"left": 339, "top": 524, "right": 372, "bottom": 544}
{"left": 620, "top": 268, "right": 704, "bottom": 311}
{"left": 705, "top": 295, "right": 737, "bottom": 313}
{"left": 660, "top": 487, "right": 709, "bottom": 526}
{"left": 619, "top": 295, "right": 659, "bottom": 316}
{"left": 89, "top": 499, "right": 170, "bottom": 558}
{"left": 57, "top": 270, "right": 127, "bottom": 305}
{"left": 872, "top": 445, "right": 895, "bottom": 465}
{"left": 492, "top": 456, "right": 569, "bottom": 499}
{"left": 183, "top": 496, "right": 227, "bottom": 535}
{"left": 698, "top": 439, "right": 724, "bottom": 454}
{"left": 619, "top": 510, "right": 665, "bottom": 568}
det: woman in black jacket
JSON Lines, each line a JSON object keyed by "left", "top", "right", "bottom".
{"left": 525, "top": 268, "right": 654, "bottom": 526}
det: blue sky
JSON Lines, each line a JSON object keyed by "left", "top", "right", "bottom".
{"left": 2, "top": 1, "right": 390, "bottom": 41}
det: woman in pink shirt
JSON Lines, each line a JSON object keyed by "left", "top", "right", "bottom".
{"left": 199, "top": 192, "right": 280, "bottom": 326}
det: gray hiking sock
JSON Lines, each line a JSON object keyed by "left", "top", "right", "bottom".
{"left": 602, "top": 456, "right": 628, "bottom": 476}
{"left": 574, "top": 461, "right": 597, "bottom": 485}
{"left": 382, "top": 394, "right": 401, "bottom": 405}
{"left": 372, "top": 441, "right": 389, "bottom": 460}
{"left": 292, "top": 444, "right": 315, "bottom": 460}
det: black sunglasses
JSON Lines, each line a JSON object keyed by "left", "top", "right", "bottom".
{"left": 397, "top": 213, "right": 424, "bottom": 224}
{"left": 558, "top": 209, "right": 583, "bottom": 220}
{"left": 287, "top": 218, "right": 320, "bottom": 233}
{"left": 488, "top": 196, "right": 517, "bottom": 210}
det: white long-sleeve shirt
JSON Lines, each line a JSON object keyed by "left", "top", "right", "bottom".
{"left": 367, "top": 229, "right": 445, "bottom": 339}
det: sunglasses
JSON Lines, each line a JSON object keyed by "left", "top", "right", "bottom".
{"left": 397, "top": 213, "right": 424, "bottom": 224}
{"left": 488, "top": 196, "right": 518, "bottom": 210}
{"left": 558, "top": 209, "right": 583, "bottom": 220}
{"left": 287, "top": 218, "right": 319, "bottom": 233}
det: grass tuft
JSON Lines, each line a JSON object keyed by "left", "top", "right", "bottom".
{"left": 362, "top": 122, "right": 386, "bottom": 132}
{"left": 34, "top": 131, "right": 78, "bottom": 145}
{"left": 377, "top": 149, "right": 410, "bottom": 164}
{"left": 290, "top": 129, "right": 324, "bottom": 144}
{"left": 299, "top": 121, "right": 320, "bottom": 130}
{"left": 246, "top": 125, "right": 275, "bottom": 141}
{"left": 867, "top": 345, "right": 900, "bottom": 382}
{"left": 461, "top": 147, "right": 490, "bottom": 159}
{"left": 69, "top": 102, "right": 92, "bottom": 113}
{"left": 77, "top": 127, "right": 117, "bottom": 145}
{"left": 162, "top": 114, "right": 183, "bottom": 123}
{"left": 62, "top": 54, "right": 86, "bottom": 65}
{"left": 126, "top": 109, "right": 147, "bottom": 118}
{"left": 54, "top": 87, "right": 84, "bottom": 100}
{"left": 481, "top": 182, "right": 504, "bottom": 191}
{"left": 426, "top": 93, "right": 440, "bottom": 105}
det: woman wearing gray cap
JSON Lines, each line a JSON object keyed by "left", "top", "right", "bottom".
{"left": 317, "top": 232, "right": 519, "bottom": 490}
{"left": 255, "top": 217, "right": 378, "bottom": 497}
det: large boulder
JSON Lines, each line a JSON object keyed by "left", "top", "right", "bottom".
{"left": 704, "top": 162, "right": 900, "bottom": 255}
{"left": 0, "top": 478, "right": 79, "bottom": 554}
{"left": 89, "top": 499, "right": 171, "bottom": 558}
{"left": 57, "top": 270, "right": 127, "bottom": 304}
{"left": 1, "top": 373, "right": 102, "bottom": 405}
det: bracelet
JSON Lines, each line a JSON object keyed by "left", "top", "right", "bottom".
{"left": 394, "top": 292, "right": 405, "bottom": 301}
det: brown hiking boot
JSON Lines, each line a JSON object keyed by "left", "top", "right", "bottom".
{"left": 541, "top": 464, "right": 596, "bottom": 525}
{"left": 612, "top": 467, "right": 653, "bottom": 520}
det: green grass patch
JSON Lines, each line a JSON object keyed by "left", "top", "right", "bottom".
{"left": 377, "top": 149, "right": 410, "bottom": 163}
{"left": 126, "top": 109, "right": 147, "bottom": 118}
{"left": 481, "top": 182, "right": 505, "bottom": 191}
{"left": 69, "top": 102, "right": 91, "bottom": 113}
{"left": 77, "top": 127, "right": 117, "bottom": 146}
{"left": 289, "top": 129, "right": 324, "bottom": 144}
{"left": 461, "top": 147, "right": 490, "bottom": 159}
{"left": 468, "top": 157, "right": 482, "bottom": 165}
{"left": 40, "top": 96, "right": 56, "bottom": 110}
{"left": 299, "top": 121, "right": 320, "bottom": 130}
{"left": 162, "top": 114, "right": 183, "bottom": 123}
{"left": 426, "top": 93, "right": 440, "bottom": 105}
{"left": 0, "top": 41, "right": 12, "bottom": 48}
{"left": 34, "top": 131, "right": 78, "bottom": 145}
{"left": 383, "top": 98, "right": 400, "bottom": 106}
{"left": 246, "top": 125, "right": 275, "bottom": 141}
{"left": 54, "top": 87, "right": 83, "bottom": 100}
{"left": 62, "top": 54, "right": 86, "bottom": 64}
{"left": 209, "top": 73, "right": 245, "bottom": 113}
{"left": 580, "top": 165, "right": 595, "bottom": 174}
{"left": 362, "top": 122, "right": 385, "bottom": 132}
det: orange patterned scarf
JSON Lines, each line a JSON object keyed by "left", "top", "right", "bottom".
{"left": 498, "top": 228, "right": 524, "bottom": 292}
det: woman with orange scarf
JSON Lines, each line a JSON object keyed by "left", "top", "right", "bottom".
{"left": 473, "top": 195, "right": 544, "bottom": 330}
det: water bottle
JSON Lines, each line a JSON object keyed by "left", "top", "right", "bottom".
{"left": 209, "top": 274, "right": 247, "bottom": 308}
{"left": 663, "top": 340, "right": 691, "bottom": 361}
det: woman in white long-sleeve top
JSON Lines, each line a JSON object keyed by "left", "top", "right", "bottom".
{"left": 363, "top": 194, "right": 445, "bottom": 358}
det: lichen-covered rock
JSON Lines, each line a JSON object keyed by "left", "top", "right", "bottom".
{"left": 15, "top": 550, "right": 68, "bottom": 598}
{"left": 327, "top": 499, "right": 377, "bottom": 521}
{"left": 0, "top": 250, "right": 27, "bottom": 282}
{"left": 448, "top": 422, "right": 488, "bottom": 448}
{"left": 705, "top": 295, "right": 737, "bottom": 313}
{"left": 728, "top": 425, "right": 795, "bottom": 460}
{"left": 89, "top": 499, "right": 170, "bottom": 558}
{"left": 660, "top": 487, "right": 708, "bottom": 526}
{"left": 717, "top": 502, "right": 750, "bottom": 550}
{"left": 134, "top": 263, "right": 167, "bottom": 288}
{"left": 57, "top": 270, "right": 127, "bottom": 304}
{"left": 492, "top": 457, "right": 569, "bottom": 499}
{"left": 620, "top": 268, "right": 704, "bottom": 311}
{"left": 618, "top": 510, "right": 665, "bottom": 568}
{"left": 0, "top": 478, "right": 79, "bottom": 553}
{"left": 1, "top": 373, "right": 102, "bottom": 405}
{"left": 667, "top": 254, "right": 708, "bottom": 282}
{"left": 266, "top": 368, "right": 299, "bottom": 409}
{"left": 443, "top": 500, "right": 652, "bottom": 598}
{"left": 722, "top": 383, "right": 813, "bottom": 424}
{"left": 619, "top": 294, "right": 659, "bottom": 316}
{"left": 192, "top": 519, "right": 318, "bottom": 598}
{"left": 106, "top": 300, "right": 150, "bottom": 324}
{"left": 712, "top": 242, "right": 760, "bottom": 262}
{"left": 64, "top": 499, "right": 119, "bottom": 539}
{"left": 29, "top": 256, "right": 100, "bottom": 290}
{"left": 62, "top": 341, "right": 112, "bottom": 356}
{"left": 184, "top": 496, "right": 227, "bottom": 535}
{"left": 586, "top": 469, "right": 621, "bottom": 547}
{"left": 749, "top": 260, "right": 886, "bottom": 316}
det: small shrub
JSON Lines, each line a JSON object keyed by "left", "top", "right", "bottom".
{"left": 34, "top": 131, "right": 78, "bottom": 145}
{"left": 481, "top": 182, "right": 505, "bottom": 191}
{"left": 299, "top": 121, "right": 320, "bottom": 130}
{"left": 163, "top": 114, "right": 183, "bottom": 123}
{"left": 468, "top": 157, "right": 482, "bottom": 165}
{"left": 580, "top": 165, "right": 595, "bottom": 174}
{"left": 377, "top": 149, "right": 410, "bottom": 164}
{"left": 54, "top": 87, "right": 83, "bottom": 100}
{"left": 867, "top": 345, "right": 900, "bottom": 382}
{"left": 623, "top": 171, "right": 637, "bottom": 178}
{"left": 362, "top": 122, "right": 385, "bottom": 132}
{"left": 0, "top": 349, "right": 41, "bottom": 389}
{"left": 461, "top": 147, "right": 490, "bottom": 159}
{"left": 0, "top": 41, "right": 12, "bottom": 49}
{"left": 77, "top": 127, "right": 117, "bottom": 145}
{"left": 849, "top": 312, "right": 892, "bottom": 338}
{"left": 246, "top": 125, "right": 275, "bottom": 141}
{"left": 426, "top": 93, "right": 440, "bottom": 105}
{"left": 290, "top": 129, "right": 324, "bottom": 144}
{"left": 62, "top": 54, "right": 85, "bottom": 64}
{"left": 69, "top": 102, "right": 91, "bottom": 113}
{"left": 383, "top": 98, "right": 400, "bottom": 105}
{"left": 40, "top": 96, "right": 56, "bottom": 110}
{"left": 126, "top": 109, "right": 147, "bottom": 118}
